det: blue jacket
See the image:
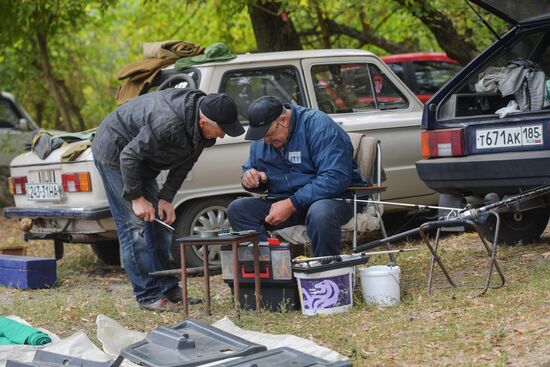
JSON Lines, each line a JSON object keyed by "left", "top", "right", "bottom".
{"left": 243, "top": 104, "right": 365, "bottom": 211}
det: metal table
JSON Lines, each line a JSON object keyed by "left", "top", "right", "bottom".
{"left": 177, "top": 232, "right": 261, "bottom": 315}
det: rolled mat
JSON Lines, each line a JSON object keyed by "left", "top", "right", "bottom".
{"left": 0, "top": 317, "right": 51, "bottom": 345}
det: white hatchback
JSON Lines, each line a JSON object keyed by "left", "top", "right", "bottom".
{"left": 5, "top": 49, "right": 437, "bottom": 267}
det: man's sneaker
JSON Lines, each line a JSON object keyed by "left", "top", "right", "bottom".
{"left": 137, "top": 297, "right": 174, "bottom": 312}
{"left": 165, "top": 287, "right": 203, "bottom": 305}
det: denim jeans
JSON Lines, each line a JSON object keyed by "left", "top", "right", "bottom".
{"left": 227, "top": 197, "right": 353, "bottom": 257}
{"left": 94, "top": 159, "right": 178, "bottom": 304}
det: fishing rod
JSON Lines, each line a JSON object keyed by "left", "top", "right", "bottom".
{"left": 354, "top": 184, "right": 550, "bottom": 253}
{"left": 346, "top": 183, "right": 550, "bottom": 214}
{"left": 455, "top": 183, "right": 550, "bottom": 219}
{"left": 292, "top": 248, "right": 418, "bottom": 264}
{"left": 343, "top": 198, "right": 460, "bottom": 213}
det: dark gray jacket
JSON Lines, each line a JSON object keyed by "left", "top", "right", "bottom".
{"left": 92, "top": 88, "right": 215, "bottom": 202}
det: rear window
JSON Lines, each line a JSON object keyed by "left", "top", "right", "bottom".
{"left": 438, "top": 30, "right": 550, "bottom": 121}
{"left": 412, "top": 61, "right": 462, "bottom": 95}
{"left": 220, "top": 66, "right": 304, "bottom": 122}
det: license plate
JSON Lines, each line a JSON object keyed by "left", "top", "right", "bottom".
{"left": 26, "top": 183, "right": 62, "bottom": 201}
{"left": 476, "top": 124, "right": 543, "bottom": 149}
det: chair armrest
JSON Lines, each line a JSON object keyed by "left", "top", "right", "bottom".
{"left": 349, "top": 185, "right": 386, "bottom": 193}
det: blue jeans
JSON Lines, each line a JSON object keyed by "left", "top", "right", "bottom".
{"left": 227, "top": 198, "right": 353, "bottom": 257}
{"left": 94, "top": 160, "right": 178, "bottom": 303}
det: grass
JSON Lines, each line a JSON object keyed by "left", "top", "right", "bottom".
{"left": 1, "top": 217, "right": 550, "bottom": 366}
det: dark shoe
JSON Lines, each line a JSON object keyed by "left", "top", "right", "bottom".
{"left": 165, "top": 287, "right": 203, "bottom": 305}
{"left": 137, "top": 297, "right": 173, "bottom": 312}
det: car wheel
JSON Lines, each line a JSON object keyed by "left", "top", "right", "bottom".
{"left": 171, "top": 197, "right": 233, "bottom": 268}
{"left": 481, "top": 207, "right": 549, "bottom": 245}
{"left": 91, "top": 240, "right": 121, "bottom": 265}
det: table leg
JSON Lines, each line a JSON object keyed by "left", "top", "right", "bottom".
{"left": 253, "top": 239, "right": 261, "bottom": 310}
{"left": 180, "top": 243, "right": 188, "bottom": 316}
{"left": 232, "top": 241, "right": 240, "bottom": 311}
{"left": 204, "top": 244, "right": 210, "bottom": 316}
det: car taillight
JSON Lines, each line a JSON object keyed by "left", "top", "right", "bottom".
{"left": 62, "top": 172, "right": 92, "bottom": 192}
{"left": 8, "top": 176, "right": 27, "bottom": 195}
{"left": 421, "top": 128, "right": 465, "bottom": 158}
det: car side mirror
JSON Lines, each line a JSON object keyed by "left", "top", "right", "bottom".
{"left": 19, "top": 118, "right": 30, "bottom": 131}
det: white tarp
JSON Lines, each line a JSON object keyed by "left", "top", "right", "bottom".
{"left": 0, "top": 314, "right": 347, "bottom": 366}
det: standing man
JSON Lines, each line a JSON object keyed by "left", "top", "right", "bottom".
{"left": 228, "top": 96, "right": 365, "bottom": 257}
{"left": 92, "top": 89, "right": 244, "bottom": 311}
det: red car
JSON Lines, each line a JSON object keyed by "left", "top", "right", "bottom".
{"left": 382, "top": 52, "right": 461, "bottom": 103}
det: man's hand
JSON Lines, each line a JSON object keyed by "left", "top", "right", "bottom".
{"left": 265, "top": 198, "right": 295, "bottom": 226}
{"left": 158, "top": 199, "right": 176, "bottom": 225}
{"left": 132, "top": 197, "right": 156, "bottom": 222}
{"left": 242, "top": 168, "right": 268, "bottom": 189}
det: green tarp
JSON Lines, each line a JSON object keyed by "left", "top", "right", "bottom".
{"left": 0, "top": 317, "right": 51, "bottom": 345}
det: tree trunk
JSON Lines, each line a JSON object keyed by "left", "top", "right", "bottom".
{"left": 34, "top": 100, "right": 44, "bottom": 128}
{"left": 394, "top": 0, "right": 479, "bottom": 64}
{"left": 55, "top": 110, "right": 63, "bottom": 130}
{"left": 312, "top": 1, "right": 331, "bottom": 49}
{"left": 58, "top": 79, "right": 85, "bottom": 131}
{"left": 248, "top": 1, "right": 303, "bottom": 52}
{"left": 36, "top": 34, "right": 74, "bottom": 131}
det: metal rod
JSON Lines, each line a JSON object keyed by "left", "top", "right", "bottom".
{"left": 253, "top": 239, "right": 261, "bottom": 311}
{"left": 418, "top": 223, "right": 457, "bottom": 292}
{"left": 343, "top": 198, "right": 460, "bottom": 212}
{"left": 154, "top": 218, "right": 175, "bottom": 232}
{"left": 232, "top": 240, "right": 240, "bottom": 314}
{"left": 293, "top": 248, "right": 417, "bottom": 263}
{"left": 150, "top": 266, "right": 221, "bottom": 277}
{"left": 181, "top": 242, "right": 188, "bottom": 316}
{"left": 204, "top": 244, "right": 210, "bottom": 316}
{"left": 354, "top": 227, "right": 421, "bottom": 252}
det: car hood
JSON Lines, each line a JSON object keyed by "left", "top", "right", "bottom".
{"left": 472, "top": 0, "right": 550, "bottom": 25}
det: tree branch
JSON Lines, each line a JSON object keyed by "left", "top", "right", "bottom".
{"left": 392, "top": 0, "right": 479, "bottom": 63}
{"left": 323, "top": 18, "right": 414, "bottom": 54}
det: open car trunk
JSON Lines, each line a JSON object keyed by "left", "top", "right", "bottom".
{"left": 471, "top": 0, "right": 550, "bottom": 26}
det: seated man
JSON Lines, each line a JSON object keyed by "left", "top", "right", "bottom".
{"left": 227, "top": 96, "right": 365, "bottom": 257}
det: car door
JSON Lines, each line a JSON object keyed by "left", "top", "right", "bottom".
{"left": 0, "top": 94, "right": 38, "bottom": 205}
{"left": 0, "top": 95, "right": 36, "bottom": 167}
{"left": 300, "top": 57, "right": 436, "bottom": 204}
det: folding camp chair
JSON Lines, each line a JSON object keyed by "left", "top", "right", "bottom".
{"left": 347, "top": 133, "right": 394, "bottom": 262}
{"left": 275, "top": 133, "right": 392, "bottom": 261}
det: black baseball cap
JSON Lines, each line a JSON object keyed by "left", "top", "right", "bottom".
{"left": 245, "top": 96, "right": 283, "bottom": 140}
{"left": 200, "top": 93, "right": 244, "bottom": 137}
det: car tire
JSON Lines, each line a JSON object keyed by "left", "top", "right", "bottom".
{"left": 481, "top": 207, "right": 549, "bottom": 245}
{"left": 91, "top": 241, "right": 121, "bottom": 265}
{"left": 170, "top": 197, "right": 234, "bottom": 268}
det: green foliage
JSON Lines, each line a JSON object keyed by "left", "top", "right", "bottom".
{"left": 0, "top": 0, "right": 117, "bottom": 129}
{"left": 0, "top": 0, "right": 255, "bottom": 130}
{"left": 0, "top": 0, "right": 506, "bottom": 131}
{"left": 288, "top": 0, "right": 507, "bottom": 56}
